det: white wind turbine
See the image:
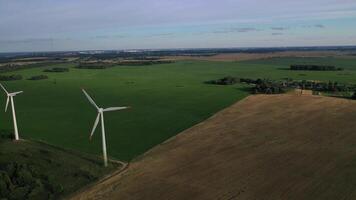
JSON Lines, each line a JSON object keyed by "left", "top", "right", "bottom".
{"left": 82, "top": 89, "right": 129, "bottom": 167}
{"left": 0, "top": 83, "right": 23, "bottom": 141}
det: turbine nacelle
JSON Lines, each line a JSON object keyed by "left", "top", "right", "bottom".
{"left": 4, "top": 92, "right": 23, "bottom": 112}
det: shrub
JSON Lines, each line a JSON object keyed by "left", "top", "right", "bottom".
{"left": 0, "top": 162, "right": 64, "bottom": 199}
{"left": 44, "top": 175, "right": 63, "bottom": 195}
{"left": 43, "top": 67, "right": 69, "bottom": 73}
{"left": 4, "top": 162, "right": 17, "bottom": 177}
{"left": 0, "top": 130, "right": 13, "bottom": 140}
{"left": 0, "top": 74, "right": 23, "bottom": 81}
{"left": 0, "top": 171, "right": 12, "bottom": 197}
{"left": 352, "top": 91, "right": 356, "bottom": 99}
{"left": 252, "top": 81, "right": 286, "bottom": 94}
{"left": 0, "top": 179, "right": 10, "bottom": 197}
{"left": 208, "top": 76, "right": 356, "bottom": 98}
{"left": 76, "top": 62, "right": 113, "bottom": 69}
{"left": 205, "top": 76, "right": 239, "bottom": 85}
{"left": 27, "top": 75, "right": 48, "bottom": 81}
{"left": 15, "top": 168, "right": 34, "bottom": 186}
{"left": 27, "top": 183, "right": 49, "bottom": 200}
{"left": 117, "top": 60, "right": 174, "bottom": 66}
{"left": 77, "top": 60, "right": 174, "bottom": 69}
{"left": 290, "top": 65, "right": 343, "bottom": 71}
{"left": 8, "top": 186, "right": 31, "bottom": 200}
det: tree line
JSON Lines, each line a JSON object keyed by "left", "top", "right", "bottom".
{"left": 206, "top": 76, "right": 356, "bottom": 97}
{"left": 43, "top": 67, "right": 69, "bottom": 73}
{"left": 76, "top": 60, "right": 175, "bottom": 69}
{"left": 0, "top": 75, "right": 23, "bottom": 81}
{"left": 0, "top": 62, "right": 65, "bottom": 73}
{"left": 27, "top": 75, "right": 48, "bottom": 81}
{"left": 290, "top": 65, "right": 343, "bottom": 71}
{"left": 0, "top": 74, "right": 49, "bottom": 81}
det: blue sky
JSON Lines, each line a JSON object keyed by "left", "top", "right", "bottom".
{"left": 0, "top": 0, "right": 356, "bottom": 52}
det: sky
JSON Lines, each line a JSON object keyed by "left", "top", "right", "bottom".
{"left": 0, "top": 0, "right": 356, "bottom": 52}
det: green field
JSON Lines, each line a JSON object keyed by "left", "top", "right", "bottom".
{"left": 1, "top": 57, "right": 356, "bottom": 161}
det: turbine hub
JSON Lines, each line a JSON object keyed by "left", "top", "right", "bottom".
{"left": 99, "top": 108, "right": 104, "bottom": 113}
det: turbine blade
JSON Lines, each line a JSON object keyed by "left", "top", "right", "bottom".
{"left": 10, "top": 91, "right": 23, "bottom": 96}
{"left": 0, "top": 83, "right": 8, "bottom": 94}
{"left": 82, "top": 89, "right": 99, "bottom": 110}
{"left": 103, "top": 107, "right": 129, "bottom": 112}
{"left": 89, "top": 113, "right": 101, "bottom": 140}
{"left": 5, "top": 97, "right": 9, "bottom": 112}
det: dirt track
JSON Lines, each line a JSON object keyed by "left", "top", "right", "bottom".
{"left": 71, "top": 94, "right": 356, "bottom": 200}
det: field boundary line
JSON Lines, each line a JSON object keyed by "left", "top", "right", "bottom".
{"left": 131, "top": 95, "right": 255, "bottom": 163}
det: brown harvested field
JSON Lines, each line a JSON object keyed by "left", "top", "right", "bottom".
{"left": 166, "top": 51, "right": 356, "bottom": 61}
{"left": 71, "top": 94, "right": 356, "bottom": 200}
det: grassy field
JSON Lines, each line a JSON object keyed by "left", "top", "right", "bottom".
{"left": 0, "top": 133, "right": 119, "bottom": 199}
{"left": 0, "top": 57, "right": 356, "bottom": 161}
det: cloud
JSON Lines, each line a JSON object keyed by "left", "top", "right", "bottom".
{"left": 302, "top": 24, "right": 326, "bottom": 29}
{"left": 0, "top": 38, "right": 54, "bottom": 44}
{"left": 91, "top": 34, "right": 127, "bottom": 39}
{"left": 213, "top": 27, "right": 259, "bottom": 34}
{"left": 146, "top": 33, "right": 175, "bottom": 37}
{"left": 271, "top": 27, "right": 289, "bottom": 31}
{"left": 314, "top": 24, "right": 325, "bottom": 28}
{"left": 272, "top": 32, "right": 284, "bottom": 35}
{"left": 233, "top": 28, "right": 259, "bottom": 32}
{"left": 93, "top": 35, "right": 109, "bottom": 39}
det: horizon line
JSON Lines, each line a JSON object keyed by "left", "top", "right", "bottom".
{"left": 1, "top": 44, "right": 356, "bottom": 55}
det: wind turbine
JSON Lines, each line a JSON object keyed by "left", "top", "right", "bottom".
{"left": 82, "top": 89, "right": 129, "bottom": 167}
{"left": 0, "top": 83, "right": 23, "bottom": 141}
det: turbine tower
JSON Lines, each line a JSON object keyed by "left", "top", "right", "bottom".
{"left": 82, "top": 89, "right": 129, "bottom": 167}
{"left": 0, "top": 83, "right": 23, "bottom": 141}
